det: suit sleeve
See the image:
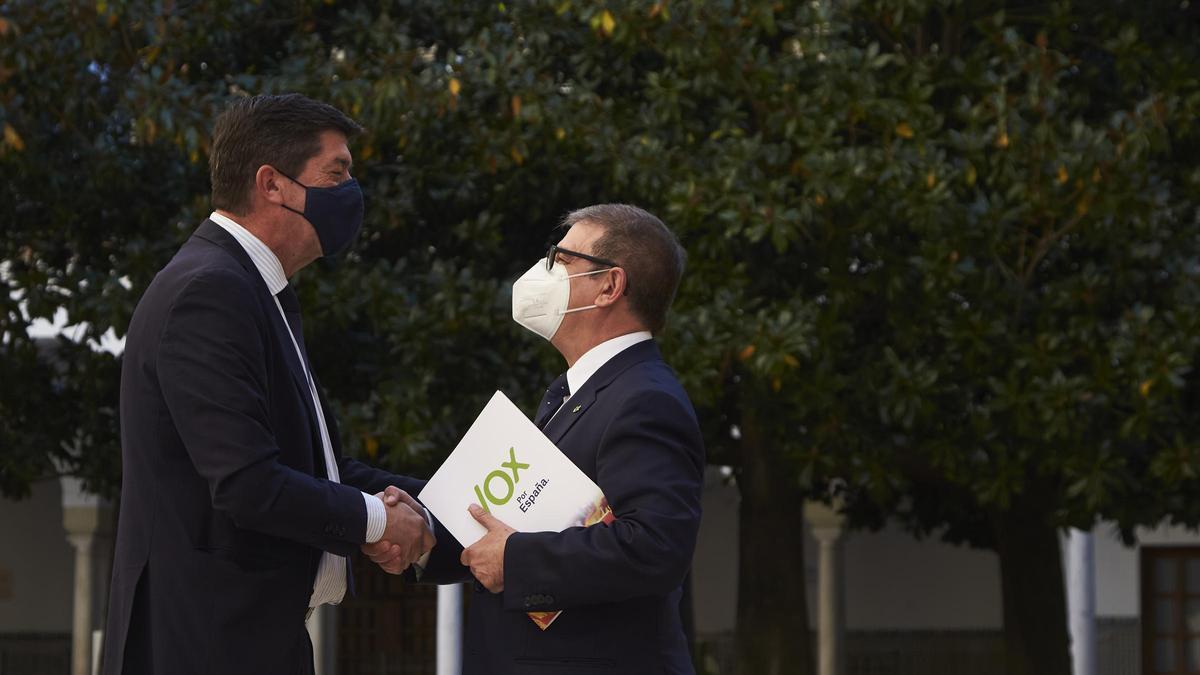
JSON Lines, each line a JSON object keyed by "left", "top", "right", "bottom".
{"left": 338, "top": 457, "right": 428, "bottom": 497}
{"left": 501, "top": 388, "right": 704, "bottom": 611}
{"left": 156, "top": 270, "right": 369, "bottom": 557}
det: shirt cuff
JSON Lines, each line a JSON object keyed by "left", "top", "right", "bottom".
{"left": 363, "top": 492, "right": 387, "bottom": 544}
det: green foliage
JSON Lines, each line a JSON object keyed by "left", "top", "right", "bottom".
{"left": 3, "top": 1, "right": 1200, "bottom": 668}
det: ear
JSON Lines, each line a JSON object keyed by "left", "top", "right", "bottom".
{"left": 255, "top": 165, "right": 289, "bottom": 207}
{"left": 593, "top": 267, "right": 627, "bottom": 308}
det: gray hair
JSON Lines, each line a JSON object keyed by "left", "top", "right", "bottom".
{"left": 561, "top": 203, "right": 686, "bottom": 334}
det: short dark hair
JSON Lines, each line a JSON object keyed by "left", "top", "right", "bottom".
{"left": 209, "top": 93, "right": 364, "bottom": 214}
{"left": 563, "top": 203, "right": 686, "bottom": 334}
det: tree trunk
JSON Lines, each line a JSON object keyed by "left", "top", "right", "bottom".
{"left": 735, "top": 411, "right": 813, "bottom": 675}
{"left": 993, "top": 504, "right": 1072, "bottom": 675}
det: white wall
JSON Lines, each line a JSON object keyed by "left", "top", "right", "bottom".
{"left": 0, "top": 478, "right": 74, "bottom": 633}
{"left": 838, "top": 519, "right": 1200, "bottom": 629}
{"left": 683, "top": 472, "right": 1200, "bottom": 634}
{"left": 691, "top": 471, "right": 1005, "bottom": 633}
{"left": 839, "top": 522, "right": 1003, "bottom": 630}
{"left": 1094, "top": 521, "right": 1200, "bottom": 618}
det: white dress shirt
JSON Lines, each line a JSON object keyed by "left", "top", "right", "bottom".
{"left": 548, "top": 331, "right": 653, "bottom": 423}
{"left": 567, "top": 331, "right": 653, "bottom": 395}
{"left": 209, "top": 211, "right": 387, "bottom": 608}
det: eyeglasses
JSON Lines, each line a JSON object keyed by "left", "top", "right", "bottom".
{"left": 545, "top": 244, "right": 619, "bottom": 272}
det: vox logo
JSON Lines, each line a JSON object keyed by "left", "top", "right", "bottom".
{"left": 473, "top": 447, "right": 530, "bottom": 512}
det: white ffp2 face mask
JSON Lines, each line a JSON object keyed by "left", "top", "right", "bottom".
{"left": 511, "top": 258, "right": 610, "bottom": 341}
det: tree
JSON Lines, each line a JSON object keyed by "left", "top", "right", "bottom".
{"left": 4, "top": 2, "right": 1200, "bottom": 675}
{"left": 656, "top": 2, "right": 1200, "bottom": 673}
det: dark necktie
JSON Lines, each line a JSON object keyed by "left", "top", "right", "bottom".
{"left": 276, "top": 285, "right": 311, "bottom": 377}
{"left": 534, "top": 373, "right": 569, "bottom": 430}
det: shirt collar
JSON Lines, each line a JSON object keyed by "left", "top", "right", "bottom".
{"left": 208, "top": 211, "right": 288, "bottom": 295}
{"left": 566, "top": 331, "right": 653, "bottom": 397}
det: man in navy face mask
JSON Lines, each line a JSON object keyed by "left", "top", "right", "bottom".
{"left": 102, "top": 93, "right": 435, "bottom": 675}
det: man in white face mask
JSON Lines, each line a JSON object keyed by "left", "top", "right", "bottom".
{"left": 391, "top": 203, "right": 706, "bottom": 675}
{"left": 509, "top": 228, "right": 628, "bottom": 347}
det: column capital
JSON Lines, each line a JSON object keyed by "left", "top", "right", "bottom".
{"left": 65, "top": 532, "right": 95, "bottom": 552}
{"left": 60, "top": 475, "right": 113, "bottom": 537}
{"left": 63, "top": 505, "right": 114, "bottom": 538}
{"left": 810, "top": 526, "right": 844, "bottom": 544}
{"left": 804, "top": 499, "right": 846, "bottom": 532}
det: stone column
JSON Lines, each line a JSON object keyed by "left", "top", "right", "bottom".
{"left": 804, "top": 500, "right": 846, "bottom": 675}
{"left": 65, "top": 531, "right": 94, "bottom": 675}
{"left": 60, "top": 476, "right": 112, "bottom": 675}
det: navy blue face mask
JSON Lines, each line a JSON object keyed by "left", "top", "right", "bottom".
{"left": 276, "top": 169, "right": 364, "bottom": 258}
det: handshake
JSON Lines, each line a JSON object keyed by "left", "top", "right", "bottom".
{"left": 361, "top": 486, "right": 436, "bottom": 575}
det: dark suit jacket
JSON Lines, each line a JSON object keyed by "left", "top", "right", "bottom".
{"left": 421, "top": 339, "right": 705, "bottom": 675}
{"left": 101, "top": 220, "right": 422, "bottom": 675}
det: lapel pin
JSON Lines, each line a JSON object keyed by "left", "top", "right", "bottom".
{"left": 572, "top": 405, "right": 582, "bottom": 414}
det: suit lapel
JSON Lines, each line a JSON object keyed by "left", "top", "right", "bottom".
{"left": 542, "top": 340, "right": 662, "bottom": 445}
{"left": 543, "top": 388, "right": 596, "bottom": 445}
{"left": 193, "top": 220, "right": 325, "bottom": 468}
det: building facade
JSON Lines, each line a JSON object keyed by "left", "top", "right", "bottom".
{"left": 0, "top": 470, "right": 1194, "bottom": 675}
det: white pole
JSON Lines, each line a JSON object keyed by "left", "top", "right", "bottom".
{"left": 91, "top": 630, "right": 103, "bottom": 675}
{"left": 437, "top": 583, "right": 464, "bottom": 675}
{"left": 67, "top": 533, "right": 94, "bottom": 675}
{"left": 1067, "top": 529, "right": 1097, "bottom": 675}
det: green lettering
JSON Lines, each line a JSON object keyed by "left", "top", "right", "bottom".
{"left": 473, "top": 484, "right": 490, "bottom": 512}
{"left": 483, "top": 469, "right": 514, "bottom": 505}
{"left": 501, "top": 447, "right": 530, "bottom": 483}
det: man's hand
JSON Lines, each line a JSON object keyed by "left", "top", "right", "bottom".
{"left": 461, "top": 504, "right": 516, "bottom": 593}
{"left": 361, "top": 486, "right": 435, "bottom": 575}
